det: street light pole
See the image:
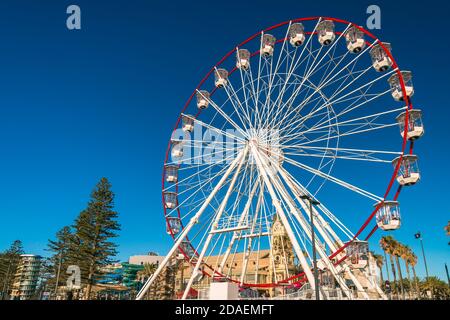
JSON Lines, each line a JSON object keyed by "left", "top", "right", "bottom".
{"left": 445, "top": 263, "right": 450, "bottom": 287}
{"left": 301, "top": 195, "right": 320, "bottom": 300}
{"left": 415, "top": 232, "right": 429, "bottom": 278}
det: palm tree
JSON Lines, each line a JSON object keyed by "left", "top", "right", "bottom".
{"left": 371, "top": 252, "right": 384, "bottom": 287}
{"left": 391, "top": 239, "right": 406, "bottom": 299}
{"left": 408, "top": 251, "right": 420, "bottom": 297}
{"left": 137, "top": 262, "right": 157, "bottom": 281}
{"left": 381, "top": 245, "right": 391, "bottom": 283}
{"left": 380, "top": 236, "right": 397, "bottom": 297}
{"left": 136, "top": 263, "right": 158, "bottom": 299}
{"left": 419, "top": 277, "right": 450, "bottom": 299}
{"left": 400, "top": 244, "right": 412, "bottom": 299}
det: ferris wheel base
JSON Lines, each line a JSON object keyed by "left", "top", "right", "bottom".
{"left": 208, "top": 282, "right": 240, "bottom": 300}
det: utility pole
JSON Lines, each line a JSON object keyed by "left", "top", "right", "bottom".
{"left": 301, "top": 195, "right": 320, "bottom": 300}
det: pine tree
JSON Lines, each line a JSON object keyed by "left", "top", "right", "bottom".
{"left": 46, "top": 226, "right": 74, "bottom": 298}
{"left": 72, "top": 178, "right": 120, "bottom": 299}
{"left": 33, "top": 258, "right": 52, "bottom": 300}
{"left": 0, "top": 240, "right": 24, "bottom": 299}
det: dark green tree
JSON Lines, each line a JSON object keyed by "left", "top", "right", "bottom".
{"left": 0, "top": 240, "right": 24, "bottom": 300}
{"left": 33, "top": 258, "right": 52, "bottom": 300}
{"left": 72, "top": 178, "right": 120, "bottom": 299}
{"left": 46, "top": 226, "right": 74, "bottom": 298}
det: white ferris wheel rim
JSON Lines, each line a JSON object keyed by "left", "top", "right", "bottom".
{"left": 161, "top": 16, "right": 416, "bottom": 288}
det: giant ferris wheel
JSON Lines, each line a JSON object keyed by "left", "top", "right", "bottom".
{"left": 137, "top": 17, "right": 424, "bottom": 300}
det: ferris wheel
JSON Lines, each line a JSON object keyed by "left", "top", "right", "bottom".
{"left": 137, "top": 17, "right": 424, "bottom": 300}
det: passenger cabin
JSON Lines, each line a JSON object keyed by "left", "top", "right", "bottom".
{"left": 182, "top": 114, "right": 194, "bottom": 133}
{"left": 261, "top": 34, "right": 276, "bottom": 56}
{"left": 388, "top": 71, "right": 414, "bottom": 101}
{"left": 164, "top": 192, "right": 178, "bottom": 209}
{"left": 370, "top": 42, "right": 392, "bottom": 72}
{"left": 347, "top": 240, "right": 369, "bottom": 269}
{"left": 171, "top": 140, "right": 184, "bottom": 158}
{"left": 196, "top": 90, "right": 210, "bottom": 109}
{"left": 164, "top": 164, "right": 179, "bottom": 183}
{"left": 236, "top": 49, "right": 251, "bottom": 70}
{"left": 396, "top": 109, "right": 424, "bottom": 140}
{"left": 317, "top": 20, "right": 335, "bottom": 46}
{"left": 214, "top": 68, "right": 228, "bottom": 88}
{"left": 180, "top": 241, "right": 195, "bottom": 259}
{"left": 289, "top": 23, "right": 305, "bottom": 47}
{"left": 166, "top": 217, "right": 181, "bottom": 235}
{"left": 345, "top": 26, "right": 365, "bottom": 53}
{"left": 375, "top": 201, "right": 401, "bottom": 231}
{"left": 392, "top": 155, "right": 420, "bottom": 186}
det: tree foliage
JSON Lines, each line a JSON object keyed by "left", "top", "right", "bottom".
{"left": 0, "top": 240, "right": 24, "bottom": 299}
{"left": 71, "top": 178, "right": 120, "bottom": 299}
{"left": 45, "top": 226, "right": 74, "bottom": 293}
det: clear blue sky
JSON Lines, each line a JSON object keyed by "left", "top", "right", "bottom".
{"left": 0, "top": 0, "right": 448, "bottom": 280}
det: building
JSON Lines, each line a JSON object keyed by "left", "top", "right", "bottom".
{"left": 128, "top": 253, "right": 165, "bottom": 266}
{"left": 269, "top": 214, "right": 296, "bottom": 296}
{"left": 10, "top": 254, "right": 42, "bottom": 300}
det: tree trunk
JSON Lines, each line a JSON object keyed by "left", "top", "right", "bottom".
{"left": 86, "top": 278, "right": 92, "bottom": 300}
{"left": 395, "top": 256, "right": 405, "bottom": 300}
{"left": 1, "top": 261, "right": 12, "bottom": 300}
{"left": 378, "top": 266, "right": 384, "bottom": 287}
{"left": 412, "top": 266, "right": 419, "bottom": 299}
{"left": 404, "top": 261, "right": 412, "bottom": 299}
{"left": 389, "top": 254, "right": 397, "bottom": 298}
{"left": 383, "top": 251, "right": 390, "bottom": 282}
{"left": 54, "top": 254, "right": 62, "bottom": 300}
{"left": 85, "top": 253, "right": 98, "bottom": 300}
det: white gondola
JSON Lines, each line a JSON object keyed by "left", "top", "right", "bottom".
{"left": 261, "top": 34, "right": 276, "bottom": 56}
{"left": 236, "top": 49, "right": 251, "bottom": 70}
{"left": 164, "top": 192, "right": 178, "bottom": 209}
{"left": 214, "top": 68, "right": 228, "bottom": 88}
{"left": 166, "top": 217, "right": 181, "bottom": 235}
{"left": 289, "top": 23, "right": 305, "bottom": 47}
{"left": 388, "top": 71, "right": 414, "bottom": 101}
{"left": 396, "top": 109, "right": 424, "bottom": 140}
{"left": 196, "top": 90, "right": 210, "bottom": 109}
{"left": 171, "top": 140, "right": 184, "bottom": 158}
{"left": 370, "top": 42, "right": 392, "bottom": 72}
{"left": 180, "top": 240, "right": 195, "bottom": 258}
{"left": 317, "top": 20, "right": 335, "bottom": 46}
{"left": 375, "top": 201, "right": 401, "bottom": 231}
{"left": 182, "top": 114, "right": 194, "bottom": 132}
{"left": 392, "top": 155, "right": 420, "bottom": 186}
{"left": 345, "top": 25, "right": 365, "bottom": 53}
{"left": 164, "top": 164, "right": 179, "bottom": 183}
{"left": 347, "top": 240, "right": 369, "bottom": 269}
